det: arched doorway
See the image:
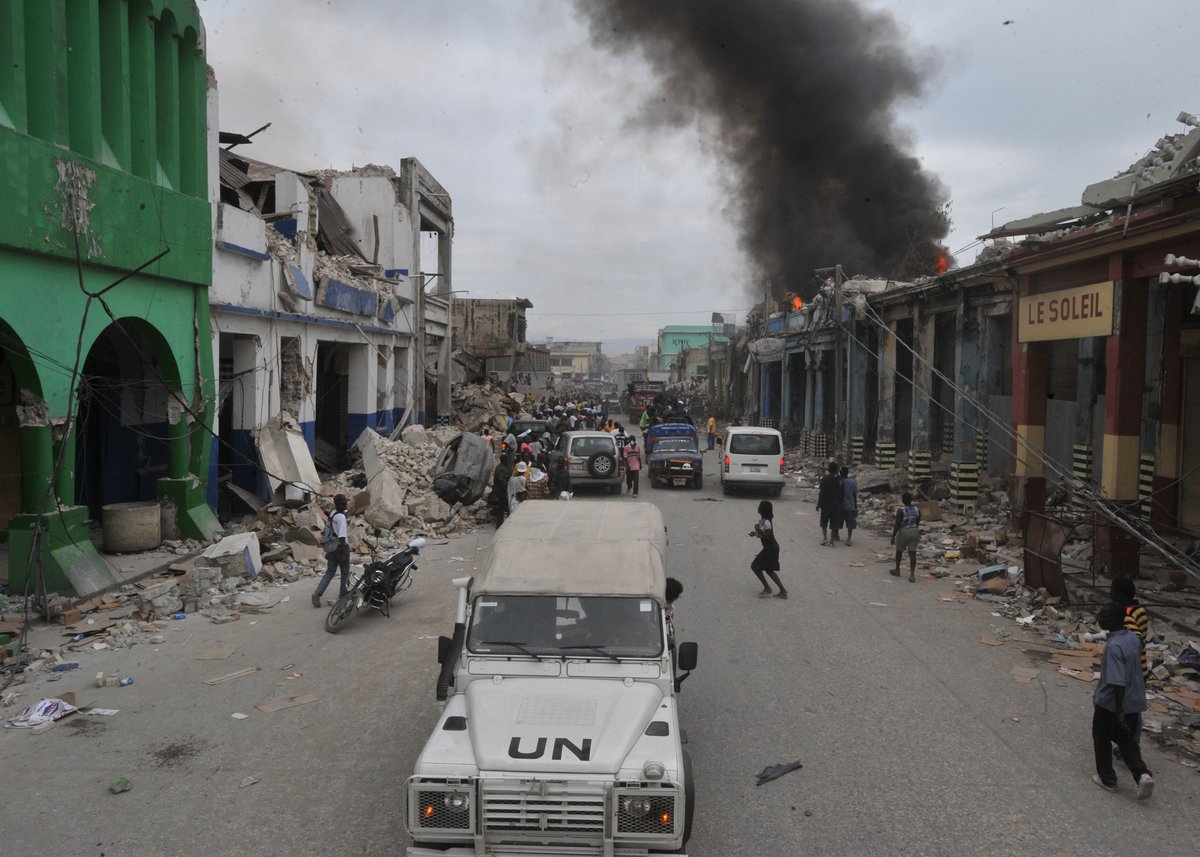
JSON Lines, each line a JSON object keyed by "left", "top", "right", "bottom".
{"left": 75, "top": 319, "right": 183, "bottom": 516}
{"left": 0, "top": 319, "right": 44, "bottom": 529}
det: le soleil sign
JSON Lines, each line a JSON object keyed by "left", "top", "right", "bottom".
{"left": 1018, "top": 281, "right": 1115, "bottom": 343}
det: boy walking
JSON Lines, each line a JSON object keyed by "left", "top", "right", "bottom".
{"left": 1091, "top": 602, "right": 1154, "bottom": 799}
{"left": 313, "top": 493, "right": 350, "bottom": 607}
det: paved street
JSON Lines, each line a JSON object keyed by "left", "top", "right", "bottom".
{"left": 3, "top": 460, "right": 1197, "bottom": 856}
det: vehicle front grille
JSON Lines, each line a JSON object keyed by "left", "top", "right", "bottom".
{"left": 481, "top": 779, "right": 606, "bottom": 834}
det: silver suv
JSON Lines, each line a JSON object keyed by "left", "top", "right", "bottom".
{"left": 554, "top": 430, "right": 623, "bottom": 494}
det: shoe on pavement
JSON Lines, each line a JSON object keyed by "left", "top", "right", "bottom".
{"left": 908, "top": 574, "right": 915, "bottom": 583}
{"left": 311, "top": 591, "right": 321, "bottom": 608}
{"left": 774, "top": 592, "right": 788, "bottom": 599}
{"left": 820, "top": 539, "right": 829, "bottom": 546}
{"left": 889, "top": 569, "right": 901, "bottom": 577}
{"left": 757, "top": 591, "right": 774, "bottom": 598}
{"left": 1092, "top": 774, "right": 1117, "bottom": 793}
{"left": 1136, "top": 773, "right": 1154, "bottom": 800}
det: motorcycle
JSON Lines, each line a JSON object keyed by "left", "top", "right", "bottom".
{"left": 324, "top": 537, "right": 427, "bottom": 634}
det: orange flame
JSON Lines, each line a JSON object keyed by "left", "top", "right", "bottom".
{"left": 933, "top": 249, "right": 949, "bottom": 275}
{"left": 790, "top": 295, "right": 804, "bottom": 311}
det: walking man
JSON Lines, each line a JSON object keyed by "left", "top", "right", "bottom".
{"left": 1091, "top": 602, "right": 1155, "bottom": 798}
{"left": 313, "top": 493, "right": 350, "bottom": 607}
{"left": 816, "top": 462, "right": 844, "bottom": 545}
{"left": 840, "top": 465, "right": 858, "bottom": 547}
{"left": 623, "top": 438, "right": 642, "bottom": 497}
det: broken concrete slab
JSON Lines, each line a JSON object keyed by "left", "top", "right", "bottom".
{"left": 256, "top": 417, "right": 321, "bottom": 497}
{"left": 201, "top": 532, "right": 263, "bottom": 579}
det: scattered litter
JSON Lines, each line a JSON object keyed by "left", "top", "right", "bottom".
{"left": 83, "top": 708, "right": 120, "bottom": 716}
{"left": 231, "top": 712, "right": 249, "bottom": 720}
{"left": 979, "top": 636, "right": 1004, "bottom": 646}
{"left": 868, "top": 602, "right": 888, "bottom": 608}
{"left": 5, "top": 698, "right": 77, "bottom": 728}
{"left": 448, "top": 556, "right": 465, "bottom": 563}
{"left": 91, "top": 642, "right": 109, "bottom": 651}
{"left": 256, "top": 692, "right": 319, "bottom": 713}
{"left": 279, "top": 596, "right": 290, "bottom": 603}
{"left": 195, "top": 644, "right": 238, "bottom": 661}
{"left": 119, "top": 676, "right": 135, "bottom": 687}
{"left": 825, "top": 588, "right": 838, "bottom": 595}
{"left": 239, "top": 775, "right": 260, "bottom": 788}
{"left": 285, "top": 672, "right": 302, "bottom": 680}
{"left": 1015, "top": 615, "right": 1036, "bottom": 626}
{"left": 203, "top": 666, "right": 261, "bottom": 686}
{"left": 52, "top": 662, "right": 80, "bottom": 672}
{"left": 755, "top": 761, "right": 803, "bottom": 786}
{"left": 109, "top": 777, "right": 133, "bottom": 794}
{"left": 280, "top": 663, "right": 295, "bottom": 671}
{"left": 1009, "top": 717, "right": 1021, "bottom": 723}
{"left": 1179, "top": 758, "right": 1199, "bottom": 768}
{"left": 173, "top": 613, "right": 187, "bottom": 620}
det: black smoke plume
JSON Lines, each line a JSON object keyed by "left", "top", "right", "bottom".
{"left": 574, "top": 0, "right": 952, "bottom": 299}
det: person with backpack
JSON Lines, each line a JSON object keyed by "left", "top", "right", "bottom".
{"left": 313, "top": 493, "right": 351, "bottom": 607}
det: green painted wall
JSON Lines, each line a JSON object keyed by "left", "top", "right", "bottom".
{"left": 0, "top": 0, "right": 216, "bottom": 596}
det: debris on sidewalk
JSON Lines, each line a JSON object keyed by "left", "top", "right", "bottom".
{"left": 5, "top": 698, "right": 77, "bottom": 728}
{"left": 109, "top": 777, "right": 133, "bottom": 794}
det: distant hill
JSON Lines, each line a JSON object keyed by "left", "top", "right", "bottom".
{"left": 603, "top": 337, "right": 654, "bottom": 356}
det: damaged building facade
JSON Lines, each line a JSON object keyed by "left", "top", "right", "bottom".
{"left": 0, "top": 1, "right": 220, "bottom": 595}
{"left": 451, "top": 296, "right": 532, "bottom": 383}
{"left": 211, "top": 128, "right": 454, "bottom": 495}
{"left": 752, "top": 115, "right": 1200, "bottom": 577}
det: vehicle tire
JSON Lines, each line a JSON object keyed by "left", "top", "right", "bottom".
{"left": 721, "top": 481, "right": 731, "bottom": 496}
{"left": 694, "top": 473, "right": 703, "bottom": 489}
{"left": 675, "top": 749, "right": 696, "bottom": 850}
{"left": 770, "top": 485, "right": 783, "bottom": 498}
{"left": 587, "top": 451, "right": 616, "bottom": 478}
{"left": 324, "top": 592, "right": 358, "bottom": 634}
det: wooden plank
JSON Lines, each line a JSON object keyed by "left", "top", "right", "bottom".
{"left": 203, "top": 666, "right": 261, "bottom": 686}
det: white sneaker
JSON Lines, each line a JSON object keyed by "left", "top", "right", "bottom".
{"left": 1136, "top": 773, "right": 1154, "bottom": 800}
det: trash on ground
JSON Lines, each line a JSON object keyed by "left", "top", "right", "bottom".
{"left": 5, "top": 698, "right": 77, "bottom": 728}
{"left": 755, "top": 760, "right": 803, "bottom": 786}
{"left": 109, "top": 777, "right": 132, "bottom": 794}
{"left": 239, "top": 775, "right": 260, "bottom": 788}
{"left": 256, "top": 692, "right": 319, "bottom": 713}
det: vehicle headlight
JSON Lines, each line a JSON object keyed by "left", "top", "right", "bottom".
{"left": 444, "top": 791, "right": 470, "bottom": 811}
{"left": 621, "top": 796, "right": 653, "bottom": 818}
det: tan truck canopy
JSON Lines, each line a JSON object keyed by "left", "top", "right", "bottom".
{"left": 474, "top": 500, "right": 667, "bottom": 603}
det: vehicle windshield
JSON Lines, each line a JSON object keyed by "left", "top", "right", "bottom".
{"left": 467, "top": 595, "right": 663, "bottom": 657}
{"left": 569, "top": 437, "right": 615, "bottom": 457}
{"left": 729, "top": 433, "right": 780, "bottom": 455}
{"left": 653, "top": 438, "right": 697, "bottom": 453}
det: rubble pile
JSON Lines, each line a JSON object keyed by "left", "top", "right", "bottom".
{"left": 451, "top": 381, "right": 522, "bottom": 433}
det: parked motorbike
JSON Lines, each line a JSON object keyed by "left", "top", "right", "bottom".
{"left": 324, "top": 537, "right": 427, "bottom": 634}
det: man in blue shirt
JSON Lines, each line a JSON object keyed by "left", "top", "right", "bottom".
{"left": 1091, "top": 602, "right": 1154, "bottom": 798}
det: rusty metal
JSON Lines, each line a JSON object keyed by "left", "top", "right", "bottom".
{"left": 1023, "top": 510, "right": 1093, "bottom": 599}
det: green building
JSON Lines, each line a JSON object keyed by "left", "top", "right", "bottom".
{"left": 0, "top": 0, "right": 218, "bottom": 597}
{"left": 656, "top": 324, "right": 728, "bottom": 375}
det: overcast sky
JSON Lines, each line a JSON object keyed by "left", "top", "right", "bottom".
{"left": 200, "top": 0, "right": 1198, "bottom": 348}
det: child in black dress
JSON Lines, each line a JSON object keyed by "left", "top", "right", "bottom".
{"left": 749, "top": 500, "right": 788, "bottom": 599}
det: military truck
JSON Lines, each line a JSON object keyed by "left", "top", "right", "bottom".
{"left": 405, "top": 500, "right": 698, "bottom": 856}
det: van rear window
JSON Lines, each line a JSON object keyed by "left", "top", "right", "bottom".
{"left": 729, "top": 434, "right": 780, "bottom": 455}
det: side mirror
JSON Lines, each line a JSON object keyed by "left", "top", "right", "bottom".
{"left": 676, "top": 641, "right": 698, "bottom": 671}
{"left": 437, "top": 635, "right": 453, "bottom": 664}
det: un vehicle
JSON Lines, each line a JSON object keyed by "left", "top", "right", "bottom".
{"left": 406, "top": 501, "right": 698, "bottom": 856}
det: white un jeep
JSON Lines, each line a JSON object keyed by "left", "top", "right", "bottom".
{"left": 405, "top": 500, "right": 698, "bottom": 856}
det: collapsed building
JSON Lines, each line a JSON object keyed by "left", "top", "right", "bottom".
{"left": 212, "top": 143, "right": 454, "bottom": 498}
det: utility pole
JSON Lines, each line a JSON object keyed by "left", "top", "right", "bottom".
{"left": 833, "top": 264, "right": 845, "bottom": 460}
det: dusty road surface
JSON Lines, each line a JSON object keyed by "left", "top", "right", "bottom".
{"left": 3, "top": 469, "right": 1197, "bottom": 857}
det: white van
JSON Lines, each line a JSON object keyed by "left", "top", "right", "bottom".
{"left": 720, "top": 426, "right": 784, "bottom": 496}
